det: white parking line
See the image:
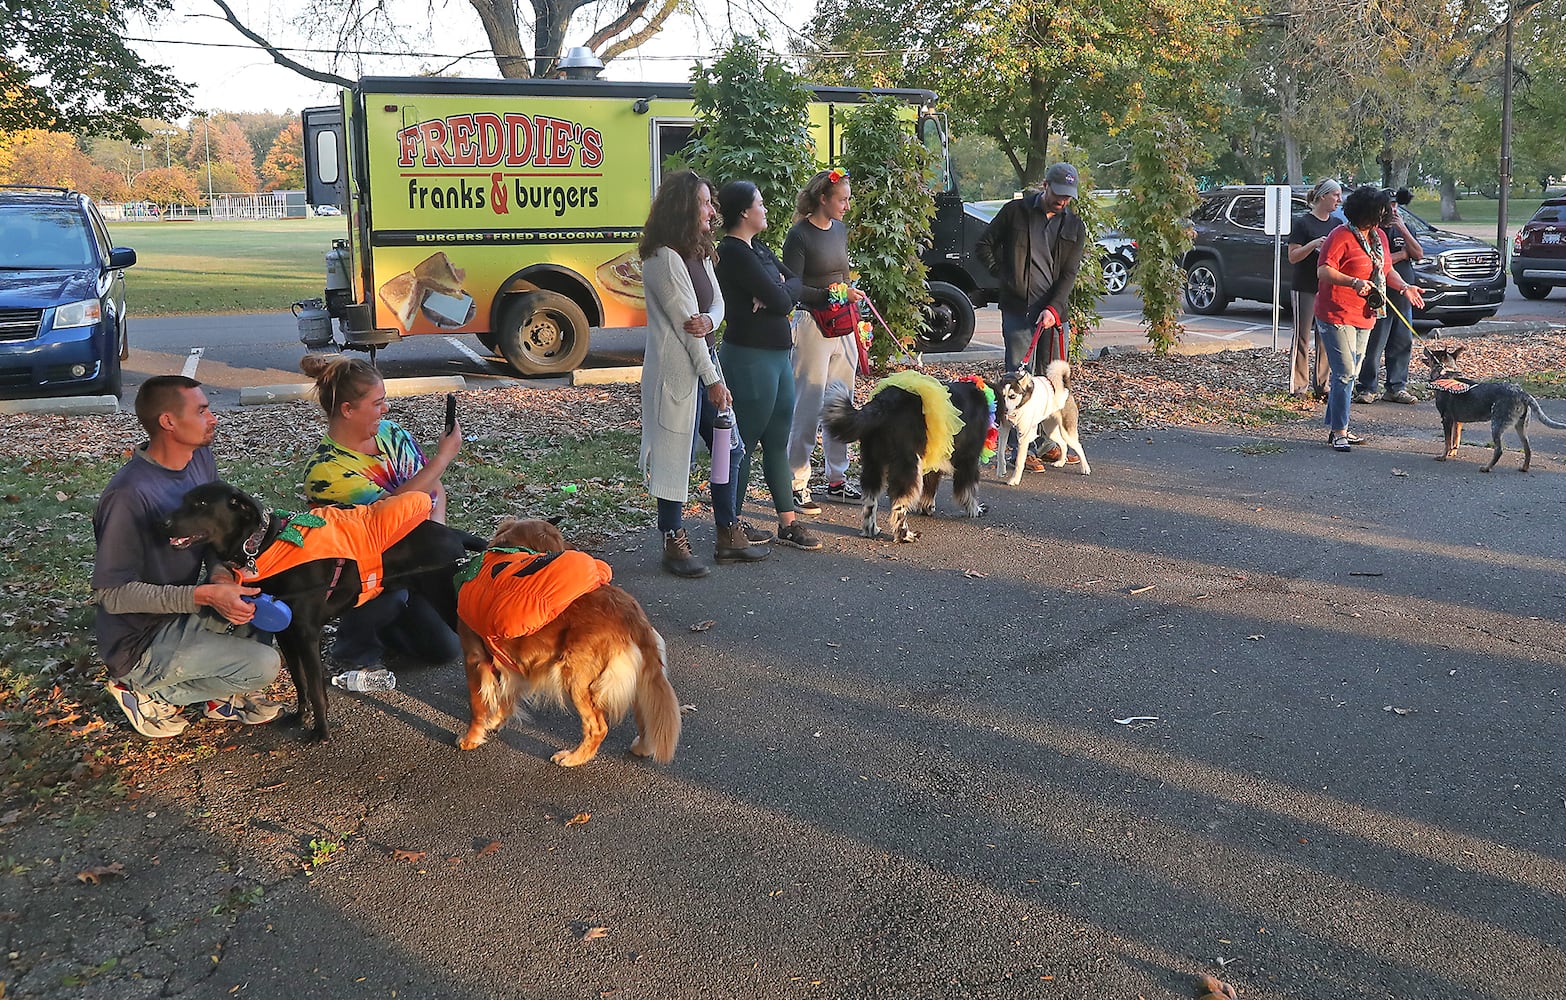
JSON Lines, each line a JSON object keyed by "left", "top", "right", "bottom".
{"left": 181, "top": 347, "right": 203, "bottom": 378}
{"left": 444, "top": 336, "right": 504, "bottom": 370}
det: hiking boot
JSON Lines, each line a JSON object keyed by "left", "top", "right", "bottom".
{"left": 775, "top": 522, "right": 823, "bottom": 551}
{"left": 1383, "top": 388, "right": 1417, "bottom": 404}
{"left": 791, "top": 489, "right": 821, "bottom": 515}
{"left": 822, "top": 480, "right": 864, "bottom": 503}
{"left": 105, "top": 679, "right": 187, "bottom": 739}
{"left": 203, "top": 693, "right": 282, "bottom": 725}
{"left": 715, "top": 523, "right": 770, "bottom": 564}
{"left": 661, "top": 529, "right": 710, "bottom": 578}
{"left": 738, "top": 519, "right": 774, "bottom": 545}
{"left": 1353, "top": 390, "right": 1377, "bottom": 404}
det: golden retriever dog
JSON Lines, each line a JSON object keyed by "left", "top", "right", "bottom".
{"left": 454, "top": 518, "right": 680, "bottom": 765}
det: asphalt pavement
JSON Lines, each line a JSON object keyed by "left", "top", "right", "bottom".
{"left": 4, "top": 395, "right": 1563, "bottom": 999}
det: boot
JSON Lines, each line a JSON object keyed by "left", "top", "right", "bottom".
{"left": 661, "top": 529, "right": 709, "bottom": 578}
{"left": 714, "top": 522, "right": 770, "bottom": 564}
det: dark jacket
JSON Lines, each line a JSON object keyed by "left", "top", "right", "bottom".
{"left": 715, "top": 236, "right": 801, "bottom": 351}
{"left": 976, "top": 192, "right": 1087, "bottom": 325}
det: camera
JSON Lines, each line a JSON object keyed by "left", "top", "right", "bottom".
{"left": 1363, "top": 283, "right": 1386, "bottom": 310}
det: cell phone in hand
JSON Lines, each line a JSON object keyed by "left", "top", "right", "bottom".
{"left": 444, "top": 393, "right": 457, "bottom": 436}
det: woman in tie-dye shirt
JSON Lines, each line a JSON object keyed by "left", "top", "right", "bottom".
{"left": 300, "top": 355, "right": 463, "bottom": 669}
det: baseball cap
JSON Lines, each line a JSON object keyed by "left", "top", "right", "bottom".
{"left": 1046, "top": 163, "right": 1079, "bottom": 198}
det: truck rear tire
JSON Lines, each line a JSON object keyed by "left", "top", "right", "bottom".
{"left": 915, "top": 280, "right": 976, "bottom": 353}
{"left": 497, "top": 291, "right": 591, "bottom": 376}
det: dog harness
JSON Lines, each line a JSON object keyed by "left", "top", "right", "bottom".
{"left": 868, "top": 370, "right": 965, "bottom": 471}
{"left": 238, "top": 491, "right": 433, "bottom": 606}
{"left": 455, "top": 547, "right": 613, "bottom": 639}
{"left": 1431, "top": 377, "right": 1474, "bottom": 394}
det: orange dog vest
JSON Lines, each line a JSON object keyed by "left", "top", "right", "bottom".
{"left": 456, "top": 547, "right": 612, "bottom": 639}
{"left": 239, "top": 491, "right": 432, "bottom": 606}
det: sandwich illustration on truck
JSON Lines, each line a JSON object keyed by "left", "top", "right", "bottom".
{"left": 303, "top": 74, "right": 969, "bottom": 376}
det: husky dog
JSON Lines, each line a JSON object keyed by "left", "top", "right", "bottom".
{"left": 1422, "top": 345, "right": 1566, "bottom": 472}
{"left": 993, "top": 361, "right": 1091, "bottom": 485}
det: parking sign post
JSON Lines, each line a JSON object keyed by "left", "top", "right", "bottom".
{"left": 1263, "top": 184, "right": 1292, "bottom": 352}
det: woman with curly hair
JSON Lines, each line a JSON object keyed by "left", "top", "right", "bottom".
{"left": 639, "top": 170, "right": 767, "bottom": 578}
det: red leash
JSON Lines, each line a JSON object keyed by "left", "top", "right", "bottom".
{"left": 860, "top": 295, "right": 925, "bottom": 371}
{"left": 1019, "top": 311, "right": 1064, "bottom": 369}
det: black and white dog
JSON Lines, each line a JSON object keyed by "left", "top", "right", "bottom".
{"left": 994, "top": 361, "right": 1090, "bottom": 484}
{"left": 823, "top": 375, "right": 991, "bottom": 543}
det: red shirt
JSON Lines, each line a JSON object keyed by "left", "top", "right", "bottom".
{"left": 1314, "top": 226, "right": 1389, "bottom": 328}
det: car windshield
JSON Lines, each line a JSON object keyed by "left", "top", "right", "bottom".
{"left": 1397, "top": 208, "right": 1438, "bottom": 236}
{"left": 0, "top": 206, "right": 94, "bottom": 268}
{"left": 1529, "top": 204, "right": 1566, "bottom": 224}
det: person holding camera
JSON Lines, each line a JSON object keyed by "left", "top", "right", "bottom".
{"left": 1315, "top": 186, "right": 1425, "bottom": 451}
{"left": 1286, "top": 179, "right": 1342, "bottom": 397}
{"left": 1354, "top": 188, "right": 1425, "bottom": 405}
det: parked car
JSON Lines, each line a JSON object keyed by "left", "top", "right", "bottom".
{"left": 1182, "top": 185, "right": 1505, "bottom": 326}
{"left": 0, "top": 185, "right": 136, "bottom": 399}
{"left": 1510, "top": 198, "right": 1566, "bottom": 299}
{"left": 314, "top": 204, "right": 342, "bottom": 216}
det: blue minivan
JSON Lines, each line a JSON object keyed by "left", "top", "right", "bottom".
{"left": 0, "top": 186, "right": 136, "bottom": 399}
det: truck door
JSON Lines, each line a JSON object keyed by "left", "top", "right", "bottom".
{"left": 302, "top": 105, "right": 347, "bottom": 211}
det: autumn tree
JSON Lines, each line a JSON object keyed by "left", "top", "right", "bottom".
{"left": 2, "top": 0, "right": 189, "bottom": 139}
{"left": 183, "top": 115, "right": 261, "bottom": 192}
{"left": 132, "top": 166, "right": 203, "bottom": 209}
{"left": 0, "top": 130, "right": 122, "bottom": 197}
{"left": 261, "top": 121, "right": 306, "bottom": 191}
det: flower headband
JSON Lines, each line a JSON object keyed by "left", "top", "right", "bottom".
{"left": 827, "top": 168, "right": 849, "bottom": 184}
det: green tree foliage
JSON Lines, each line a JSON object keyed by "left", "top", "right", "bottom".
{"left": 838, "top": 97, "right": 935, "bottom": 365}
{"left": 1063, "top": 189, "right": 1109, "bottom": 361}
{"left": 1119, "top": 108, "right": 1200, "bottom": 353}
{"left": 688, "top": 38, "right": 816, "bottom": 253}
{"left": 1, "top": 0, "right": 189, "bottom": 140}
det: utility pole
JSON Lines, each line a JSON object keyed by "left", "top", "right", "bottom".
{"left": 1498, "top": 1, "right": 1515, "bottom": 257}
{"left": 201, "top": 113, "right": 215, "bottom": 217}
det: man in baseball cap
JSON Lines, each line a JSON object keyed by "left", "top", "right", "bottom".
{"left": 975, "top": 162, "right": 1087, "bottom": 468}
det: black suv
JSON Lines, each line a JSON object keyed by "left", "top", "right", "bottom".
{"left": 1182, "top": 186, "right": 1505, "bottom": 326}
{"left": 0, "top": 186, "right": 136, "bottom": 398}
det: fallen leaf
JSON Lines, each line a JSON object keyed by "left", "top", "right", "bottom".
{"left": 1129, "top": 584, "right": 1155, "bottom": 595}
{"left": 0, "top": 809, "right": 21, "bottom": 826}
{"left": 1383, "top": 705, "right": 1413, "bottom": 716}
{"left": 580, "top": 925, "right": 609, "bottom": 941}
{"left": 1113, "top": 716, "right": 1159, "bottom": 725}
{"left": 963, "top": 569, "right": 988, "bottom": 579}
{"left": 76, "top": 862, "right": 126, "bottom": 885}
{"left": 54, "top": 491, "right": 67, "bottom": 501}
{"left": 565, "top": 812, "right": 591, "bottom": 827}
{"left": 392, "top": 849, "right": 426, "bottom": 864}
{"left": 477, "top": 840, "right": 502, "bottom": 856}
{"left": 41, "top": 712, "right": 80, "bottom": 728}
{"left": 689, "top": 620, "right": 715, "bottom": 632}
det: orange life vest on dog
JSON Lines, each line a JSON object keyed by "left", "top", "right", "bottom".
{"left": 239, "top": 491, "right": 432, "bottom": 606}
{"left": 456, "top": 547, "right": 612, "bottom": 639}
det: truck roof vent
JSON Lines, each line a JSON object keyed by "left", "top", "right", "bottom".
{"left": 558, "top": 47, "right": 604, "bottom": 80}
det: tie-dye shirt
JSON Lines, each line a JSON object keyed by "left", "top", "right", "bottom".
{"left": 304, "top": 420, "right": 426, "bottom": 506}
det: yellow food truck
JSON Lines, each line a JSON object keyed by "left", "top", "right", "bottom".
{"left": 302, "top": 75, "right": 970, "bottom": 376}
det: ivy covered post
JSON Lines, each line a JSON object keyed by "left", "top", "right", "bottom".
{"left": 1120, "top": 108, "right": 1201, "bottom": 354}
{"left": 687, "top": 38, "right": 816, "bottom": 253}
{"left": 1064, "top": 189, "right": 1110, "bottom": 362}
{"left": 839, "top": 96, "right": 935, "bottom": 367}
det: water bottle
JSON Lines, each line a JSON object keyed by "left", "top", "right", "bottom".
{"left": 710, "top": 409, "right": 733, "bottom": 485}
{"left": 331, "top": 669, "right": 396, "bottom": 692}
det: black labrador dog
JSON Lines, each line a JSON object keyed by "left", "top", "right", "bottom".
{"left": 165, "top": 481, "right": 483, "bottom": 740}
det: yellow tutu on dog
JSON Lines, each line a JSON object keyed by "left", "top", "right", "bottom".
{"left": 867, "top": 371, "right": 964, "bottom": 471}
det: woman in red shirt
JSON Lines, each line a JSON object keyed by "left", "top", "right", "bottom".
{"left": 1314, "top": 187, "right": 1425, "bottom": 451}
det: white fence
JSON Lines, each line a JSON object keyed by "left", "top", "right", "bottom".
{"left": 101, "top": 191, "right": 309, "bottom": 221}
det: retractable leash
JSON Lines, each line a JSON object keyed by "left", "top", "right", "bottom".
{"left": 860, "top": 294, "right": 926, "bottom": 370}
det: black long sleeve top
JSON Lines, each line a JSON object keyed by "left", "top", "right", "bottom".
{"left": 715, "top": 236, "right": 802, "bottom": 350}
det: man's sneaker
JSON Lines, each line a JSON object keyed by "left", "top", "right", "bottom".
{"left": 203, "top": 694, "right": 283, "bottom": 725}
{"left": 1383, "top": 388, "right": 1417, "bottom": 404}
{"left": 1353, "top": 390, "right": 1377, "bottom": 404}
{"left": 737, "top": 519, "right": 774, "bottom": 545}
{"left": 775, "top": 522, "right": 823, "bottom": 551}
{"left": 792, "top": 489, "right": 821, "bottom": 515}
{"left": 1024, "top": 454, "right": 1048, "bottom": 473}
{"left": 822, "top": 480, "right": 864, "bottom": 503}
{"left": 105, "top": 680, "right": 187, "bottom": 739}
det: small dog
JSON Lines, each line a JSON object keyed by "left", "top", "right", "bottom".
{"left": 1422, "top": 345, "right": 1566, "bottom": 472}
{"left": 993, "top": 361, "right": 1090, "bottom": 484}
{"left": 823, "top": 373, "right": 990, "bottom": 542}
{"left": 454, "top": 518, "right": 680, "bottom": 766}
{"left": 165, "top": 482, "right": 479, "bottom": 740}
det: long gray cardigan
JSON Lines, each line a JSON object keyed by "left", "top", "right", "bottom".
{"left": 639, "top": 246, "right": 726, "bottom": 502}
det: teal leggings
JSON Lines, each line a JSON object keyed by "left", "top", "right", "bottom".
{"left": 719, "top": 341, "right": 796, "bottom": 515}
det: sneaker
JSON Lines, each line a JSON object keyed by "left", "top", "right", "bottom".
{"left": 791, "top": 489, "right": 821, "bottom": 515}
{"left": 1024, "top": 454, "right": 1048, "bottom": 473}
{"left": 203, "top": 694, "right": 283, "bottom": 725}
{"left": 1383, "top": 388, "right": 1417, "bottom": 404}
{"left": 105, "top": 680, "right": 188, "bottom": 738}
{"left": 775, "top": 522, "right": 823, "bottom": 551}
{"left": 822, "top": 480, "right": 864, "bottom": 503}
{"left": 738, "top": 519, "right": 774, "bottom": 545}
{"left": 1330, "top": 434, "right": 1352, "bottom": 452}
{"left": 1353, "top": 390, "right": 1377, "bottom": 404}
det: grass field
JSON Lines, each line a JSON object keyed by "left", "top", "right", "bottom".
{"left": 107, "top": 218, "right": 346, "bottom": 316}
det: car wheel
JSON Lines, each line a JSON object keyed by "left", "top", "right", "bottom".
{"left": 475, "top": 332, "right": 500, "bottom": 354}
{"left": 1184, "top": 260, "right": 1227, "bottom": 315}
{"left": 1103, "top": 254, "right": 1132, "bottom": 295}
{"left": 99, "top": 343, "right": 123, "bottom": 399}
{"left": 497, "top": 290, "right": 591, "bottom": 376}
{"left": 1516, "top": 281, "right": 1550, "bottom": 300}
{"left": 914, "top": 280, "right": 976, "bottom": 353}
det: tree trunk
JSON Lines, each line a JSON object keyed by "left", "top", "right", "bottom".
{"left": 1439, "top": 176, "right": 1461, "bottom": 221}
{"left": 468, "top": 0, "right": 532, "bottom": 77}
{"left": 1023, "top": 65, "right": 1051, "bottom": 187}
{"left": 1278, "top": 73, "right": 1302, "bottom": 182}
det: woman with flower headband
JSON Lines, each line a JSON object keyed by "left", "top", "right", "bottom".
{"left": 784, "top": 167, "right": 865, "bottom": 513}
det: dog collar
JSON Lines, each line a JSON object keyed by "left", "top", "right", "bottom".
{"left": 239, "top": 506, "right": 274, "bottom": 574}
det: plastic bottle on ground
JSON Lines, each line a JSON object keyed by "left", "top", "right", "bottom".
{"left": 330, "top": 668, "right": 396, "bottom": 692}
